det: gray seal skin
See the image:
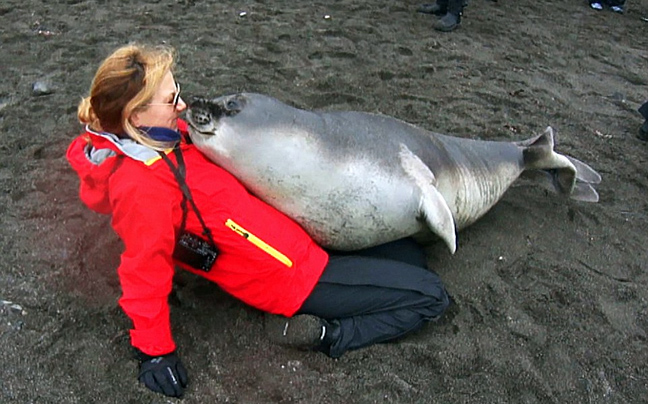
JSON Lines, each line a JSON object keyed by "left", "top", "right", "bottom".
{"left": 186, "top": 93, "right": 601, "bottom": 253}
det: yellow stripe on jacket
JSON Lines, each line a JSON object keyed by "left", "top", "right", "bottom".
{"left": 225, "top": 219, "right": 293, "bottom": 267}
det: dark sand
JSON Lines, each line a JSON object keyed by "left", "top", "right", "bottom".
{"left": 1, "top": 0, "right": 648, "bottom": 403}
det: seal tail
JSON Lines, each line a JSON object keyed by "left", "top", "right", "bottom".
{"left": 518, "top": 127, "right": 601, "bottom": 203}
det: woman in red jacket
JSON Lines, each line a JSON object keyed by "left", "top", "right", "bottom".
{"left": 67, "top": 44, "right": 450, "bottom": 398}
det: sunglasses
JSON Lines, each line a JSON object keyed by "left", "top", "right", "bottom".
{"left": 147, "top": 81, "right": 181, "bottom": 108}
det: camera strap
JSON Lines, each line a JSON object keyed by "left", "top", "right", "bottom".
{"left": 159, "top": 148, "right": 217, "bottom": 247}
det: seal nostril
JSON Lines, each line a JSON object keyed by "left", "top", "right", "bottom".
{"left": 195, "top": 112, "right": 211, "bottom": 125}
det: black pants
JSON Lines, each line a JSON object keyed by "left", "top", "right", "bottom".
{"left": 298, "top": 238, "right": 450, "bottom": 358}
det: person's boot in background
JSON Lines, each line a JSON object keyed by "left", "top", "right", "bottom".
{"left": 434, "top": 0, "right": 465, "bottom": 32}
{"left": 638, "top": 101, "right": 648, "bottom": 141}
{"left": 417, "top": 0, "right": 449, "bottom": 16}
{"left": 608, "top": 0, "right": 626, "bottom": 13}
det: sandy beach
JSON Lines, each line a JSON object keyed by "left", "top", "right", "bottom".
{"left": 1, "top": 0, "right": 647, "bottom": 402}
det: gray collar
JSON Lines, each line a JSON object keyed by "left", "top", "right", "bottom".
{"left": 85, "top": 125, "right": 161, "bottom": 164}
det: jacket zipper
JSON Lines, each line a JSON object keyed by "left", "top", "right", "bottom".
{"left": 225, "top": 219, "right": 293, "bottom": 268}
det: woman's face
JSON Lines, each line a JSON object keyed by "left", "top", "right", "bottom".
{"left": 130, "top": 71, "right": 186, "bottom": 130}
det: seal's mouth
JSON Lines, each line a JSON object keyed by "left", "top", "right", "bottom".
{"left": 186, "top": 111, "right": 214, "bottom": 136}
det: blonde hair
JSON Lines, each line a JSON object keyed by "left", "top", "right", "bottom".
{"left": 78, "top": 43, "right": 176, "bottom": 150}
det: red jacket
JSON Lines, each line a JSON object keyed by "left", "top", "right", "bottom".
{"left": 66, "top": 120, "right": 328, "bottom": 355}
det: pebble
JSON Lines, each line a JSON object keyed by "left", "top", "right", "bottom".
{"left": 1, "top": 300, "right": 26, "bottom": 315}
{"left": 610, "top": 92, "right": 626, "bottom": 103}
{"left": 0, "top": 96, "right": 10, "bottom": 112}
{"left": 32, "top": 80, "right": 54, "bottom": 96}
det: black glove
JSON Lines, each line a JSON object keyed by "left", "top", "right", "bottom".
{"left": 137, "top": 351, "right": 188, "bottom": 397}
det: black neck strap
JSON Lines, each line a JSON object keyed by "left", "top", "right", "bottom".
{"left": 159, "top": 148, "right": 216, "bottom": 247}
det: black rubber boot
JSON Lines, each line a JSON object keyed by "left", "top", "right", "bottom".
{"left": 639, "top": 121, "right": 648, "bottom": 141}
{"left": 317, "top": 319, "right": 342, "bottom": 357}
{"left": 433, "top": 0, "right": 463, "bottom": 32}
{"left": 638, "top": 102, "right": 648, "bottom": 141}
{"left": 417, "top": 1, "right": 449, "bottom": 16}
{"left": 639, "top": 101, "right": 648, "bottom": 120}
{"left": 434, "top": 13, "right": 460, "bottom": 31}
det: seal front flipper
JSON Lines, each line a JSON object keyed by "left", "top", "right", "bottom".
{"left": 398, "top": 144, "right": 457, "bottom": 254}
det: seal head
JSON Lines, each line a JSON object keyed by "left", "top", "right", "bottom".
{"left": 187, "top": 95, "right": 246, "bottom": 135}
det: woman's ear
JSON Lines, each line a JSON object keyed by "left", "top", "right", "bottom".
{"left": 129, "top": 111, "right": 142, "bottom": 128}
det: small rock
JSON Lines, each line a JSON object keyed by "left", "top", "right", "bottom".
{"left": 32, "top": 80, "right": 54, "bottom": 96}
{"left": 0, "top": 97, "right": 11, "bottom": 112}
{"left": 287, "top": 360, "right": 302, "bottom": 370}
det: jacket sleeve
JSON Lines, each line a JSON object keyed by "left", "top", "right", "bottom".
{"left": 66, "top": 135, "right": 119, "bottom": 215}
{"left": 109, "top": 169, "right": 179, "bottom": 356}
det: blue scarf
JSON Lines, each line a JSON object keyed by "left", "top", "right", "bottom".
{"left": 139, "top": 126, "right": 182, "bottom": 143}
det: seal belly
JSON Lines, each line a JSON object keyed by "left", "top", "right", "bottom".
{"left": 233, "top": 147, "right": 424, "bottom": 250}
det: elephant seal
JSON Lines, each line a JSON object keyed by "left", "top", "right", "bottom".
{"left": 186, "top": 93, "right": 601, "bottom": 253}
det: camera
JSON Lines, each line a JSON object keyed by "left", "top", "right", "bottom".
{"left": 173, "top": 232, "right": 219, "bottom": 272}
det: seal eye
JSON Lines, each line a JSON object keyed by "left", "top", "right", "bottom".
{"left": 226, "top": 100, "right": 239, "bottom": 110}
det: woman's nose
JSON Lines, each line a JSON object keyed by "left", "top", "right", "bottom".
{"left": 176, "top": 96, "right": 188, "bottom": 111}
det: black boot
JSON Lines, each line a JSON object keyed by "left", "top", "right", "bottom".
{"left": 639, "top": 101, "right": 648, "bottom": 141}
{"left": 433, "top": 0, "right": 464, "bottom": 32}
{"left": 639, "top": 121, "right": 648, "bottom": 141}
{"left": 417, "top": 0, "right": 449, "bottom": 16}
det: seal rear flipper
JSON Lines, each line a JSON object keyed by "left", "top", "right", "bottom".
{"left": 565, "top": 155, "right": 601, "bottom": 185}
{"left": 398, "top": 144, "right": 457, "bottom": 253}
{"left": 564, "top": 155, "right": 600, "bottom": 202}
{"left": 570, "top": 182, "right": 599, "bottom": 203}
{"left": 521, "top": 127, "right": 601, "bottom": 202}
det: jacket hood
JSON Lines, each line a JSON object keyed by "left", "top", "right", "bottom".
{"left": 66, "top": 119, "right": 188, "bottom": 214}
